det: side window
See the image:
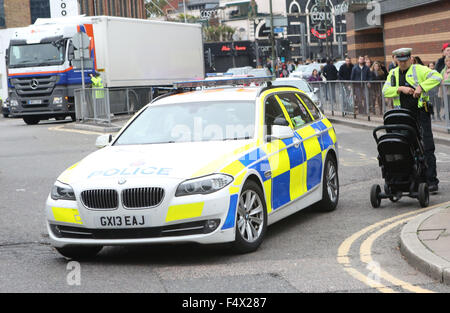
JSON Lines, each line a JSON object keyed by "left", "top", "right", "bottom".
{"left": 265, "top": 95, "right": 288, "bottom": 136}
{"left": 297, "top": 93, "right": 321, "bottom": 120}
{"left": 277, "top": 93, "right": 313, "bottom": 129}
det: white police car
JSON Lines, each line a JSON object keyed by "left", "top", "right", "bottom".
{"left": 46, "top": 77, "right": 339, "bottom": 258}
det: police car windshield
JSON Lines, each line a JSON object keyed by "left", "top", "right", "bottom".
{"left": 114, "top": 100, "right": 256, "bottom": 145}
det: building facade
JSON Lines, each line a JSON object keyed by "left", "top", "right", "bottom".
{"left": 0, "top": 0, "right": 145, "bottom": 29}
{"left": 346, "top": 0, "right": 450, "bottom": 66}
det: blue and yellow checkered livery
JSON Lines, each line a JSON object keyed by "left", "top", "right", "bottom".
{"left": 220, "top": 117, "right": 337, "bottom": 230}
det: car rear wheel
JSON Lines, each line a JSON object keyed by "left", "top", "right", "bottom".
{"left": 232, "top": 180, "right": 267, "bottom": 254}
{"left": 55, "top": 245, "right": 103, "bottom": 260}
{"left": 315, "top": 154, "right": 339, "bottom": 212}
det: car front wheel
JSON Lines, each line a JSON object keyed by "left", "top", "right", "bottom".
{"left": 232, "top": 180, "right": 267, "bottom": 254}
{"left": 55, "top": 245, "right": 103, "bottom": 260}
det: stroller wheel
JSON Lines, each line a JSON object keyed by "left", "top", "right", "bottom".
{"left": 370, "top": 184, "right": 382, "bottom": 208}
{"left": 418, "top": 183, "right": 429, "bottom": 208}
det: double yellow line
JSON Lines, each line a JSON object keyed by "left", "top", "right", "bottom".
{"left": 337, "top": 201, "right": 450, "bottom": 293}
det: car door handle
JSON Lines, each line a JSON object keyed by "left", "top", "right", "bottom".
{"left": 293, "top": 138, "right": 301, "bottom": 148}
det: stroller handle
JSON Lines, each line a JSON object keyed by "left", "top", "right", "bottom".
{"left": 373, "top": 124, "right": 417, "bottom": 142}
{"left": 373, "top": 124, "right": 424, "bottom": 154}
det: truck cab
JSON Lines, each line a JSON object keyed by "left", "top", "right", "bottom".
{"left": 7, "top": 22, "right": 94, "bottom": 125}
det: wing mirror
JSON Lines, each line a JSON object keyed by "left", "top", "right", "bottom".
{"left": 268, "top": 125, "right": 294, "bottom": 141}
{"left": 313, "top": 88, "right": 319, "bottom": 94}
{"left": 95, "top": 134, "right": 113, "bottom": 149}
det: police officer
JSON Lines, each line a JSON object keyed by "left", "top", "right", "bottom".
{"left": 383, "top": 48, "right": 443, "bottom": 192}
{"left": 89, "top": 72, "right": 104, "bottom": 99}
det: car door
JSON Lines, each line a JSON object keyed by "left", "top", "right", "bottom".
{"left": 275, "top": 92, "right": 323, "bottom": 197}
{"left": 259, "top": 94, "right": 293, "bottom": 213}
{"left": 296, "top": 92, "right": 336, "bottom": 153}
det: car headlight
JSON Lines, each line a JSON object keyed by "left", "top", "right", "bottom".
{"left": 51, "top": 181, "right": 76, "bottom": 201}
{"left": 175, "top": 174, "right": 233, "bottom": 197}
{"left": 10, "top": 99, "right": 18, "bottom": 107}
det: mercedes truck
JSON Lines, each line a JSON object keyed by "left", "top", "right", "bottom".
{"left": 6, "top": 16, "right": 204, "bottom": 125}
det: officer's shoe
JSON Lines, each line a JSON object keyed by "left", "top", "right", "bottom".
{"left": 429, "top": 184, "right": 439, "bottom": 193}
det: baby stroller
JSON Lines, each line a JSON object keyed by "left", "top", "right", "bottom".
{"left": 371, "top": 108, "right": 429, "bottom": 208}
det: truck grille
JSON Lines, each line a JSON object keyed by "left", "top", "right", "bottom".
{"left": 122, "top": 187, "right": 165, "bottom": 208}
{"left": 81, "top": 189, "right": 118, "bottom": 210}
{"left": 11, "top": 75, "right": 57, "bottom": 98}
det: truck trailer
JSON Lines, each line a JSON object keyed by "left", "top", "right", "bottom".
{"left": 6, "top": 16, "right": 204, "bottom": 125}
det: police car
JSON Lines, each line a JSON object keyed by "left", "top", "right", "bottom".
{"left": 46, "top": 77, "right": 339, "bottom": 258}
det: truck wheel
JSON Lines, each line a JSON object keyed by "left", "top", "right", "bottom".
{"left": 23, "top": 117, "right": 40, "bottom": 125}
{"left": 232, "top": 180, "right": 267, "bottom": 254}
{"left": 55, "top": 245, "right": 103, "bottom": 260}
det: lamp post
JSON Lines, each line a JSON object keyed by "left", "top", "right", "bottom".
{"left": 269, "top": 0, "right": 276, "bottom": 78}
{"left": 317, "top": 0, "right": 330, "bottom": 59}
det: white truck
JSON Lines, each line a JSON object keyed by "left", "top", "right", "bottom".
{"left": 6, "top": 16, "right": 205, "bottom": 125}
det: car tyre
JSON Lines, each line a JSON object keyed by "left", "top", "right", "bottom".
{"left": 315, "top": 154, "right": 339, "bottom": 212}
{"left": 232, "top": 180, "right": 267, "bottom": 254}
{"left": 55, "top": 245, "right": 103, "bottom": 260}
{"left": 23, "top": 116, "right": 40, "bottom": 125}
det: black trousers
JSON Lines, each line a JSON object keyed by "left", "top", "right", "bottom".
{"left": 418, "top": 110, "right": 439, "bottom": 186}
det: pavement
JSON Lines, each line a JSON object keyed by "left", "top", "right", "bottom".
{"left": 324, "top": 112, "right": 450, "bottom": 286}
{"left": 63, "top": 111, "right": 450, "bottom": 287}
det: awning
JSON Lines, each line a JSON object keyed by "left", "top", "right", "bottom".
{"left": 224, "top": 0, "right": 251, "bottom": 7}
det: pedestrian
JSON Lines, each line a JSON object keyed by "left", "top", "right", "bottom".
{"left": 411, "top": 56, "right": 424, "bottom": 65}
{"left": 351, "top": 56, "right": 371, "bottom": 114}
{"left": 436, "top": 43, "right": 450, "bottom": 73}
{"left": 308, "top": 69, "right": 322, "bottom": 82}
{"left": 388, "top": 54, "right": 397, "bottom": 71}
{"left": 322, "top": 59, "right": 338, "bottom": 103}
{"left": 89, "top": 72, "right": 105, "bottom": 115}
{"left": 382, "top": 48, "right": 443, "bottom": 192}
{"left": 338, "top": 57, "right": 353, "bottom": 80}
{"left": 370, "top": 61, "right": 386, "bottom": 81}
{"left": 278, "top": 63, "right": 289, "bottom": 78}
{"left": 428, "top": 62, "right": 442, "bottom": 121}
{"left": 440, "top": 56, "right": 450, "bottom": 120}
{"left": 370, "top": 61, "right": 386, "bottom": 115}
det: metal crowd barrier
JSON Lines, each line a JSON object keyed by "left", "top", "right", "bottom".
{"left": 308, "top": 81, "right": 450, "bottom": 133}
{"left": 74, "top": 87, "right": 155, "bottom": 125}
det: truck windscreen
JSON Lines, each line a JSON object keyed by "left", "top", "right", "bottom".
{"left": 9, "top": 43, "right": 65, "bottom": 68}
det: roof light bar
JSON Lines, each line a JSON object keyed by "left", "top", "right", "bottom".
{"left": 173, "top": 76, "right": 273, "bottom": 89}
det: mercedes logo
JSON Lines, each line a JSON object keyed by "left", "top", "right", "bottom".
{"left": 30, "top": 79, "right": 39, "bottom": 90}
{"left": 118, "top": 177, "right": 127, "bottom": 185}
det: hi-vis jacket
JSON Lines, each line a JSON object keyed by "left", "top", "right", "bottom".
{"left": 91, "top": 75, "right": 105, "bottom": 99}
{"left": 382, "top": 64, "right": 443, "bottom": 109}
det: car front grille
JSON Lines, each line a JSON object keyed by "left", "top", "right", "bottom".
{"left": 122, "top": 187, "right": 165, "bottom": 209}
{"left": 81, "top": 189, "right": 118, "bottom": 210}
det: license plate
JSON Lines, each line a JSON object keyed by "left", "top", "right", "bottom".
{"left": 95, "top": 215, "right": 149, "bottom": 228}
{"left": 28, "top": 100, "right": 42, "bottom": 105}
